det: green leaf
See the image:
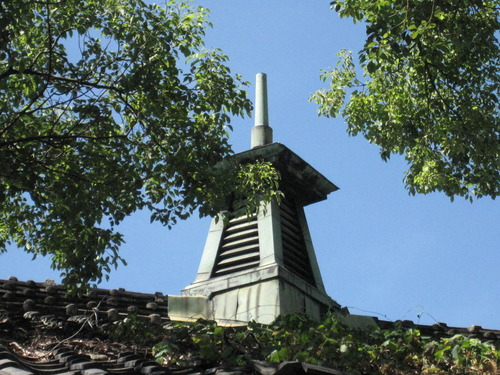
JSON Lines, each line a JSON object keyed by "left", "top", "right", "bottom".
{"left": 0, "top": 0, "right": 253, "bottom": 291}
{"left": 314, "top": 0, "right": 500, "bottom": 201}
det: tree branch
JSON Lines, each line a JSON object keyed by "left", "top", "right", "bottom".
{"left": 0, "top": 133, "right": 129, "bottom": 148}
{"left": 0, "top": 65, "right": 122, "bottom": 93}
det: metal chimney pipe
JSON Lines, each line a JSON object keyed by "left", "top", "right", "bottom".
{"left": 251, "top": 73, "right": 273, "bottom": 148}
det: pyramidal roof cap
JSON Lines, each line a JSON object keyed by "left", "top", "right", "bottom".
{"left": 236, "top": 143, "right": 338, "bottom": 206}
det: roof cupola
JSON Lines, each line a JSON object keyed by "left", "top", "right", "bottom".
{"left": 180, "top": 74, "right": 341, "bottom": 324}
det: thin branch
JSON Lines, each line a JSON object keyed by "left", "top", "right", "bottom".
{"left": 51, "top": 297, "right": 106, "bottom": 351}
{"left": 16, "top": 68, "right": 122, "bottom": 92}
{"left": 0, "top": 133, "right": 129, "bottom": 148}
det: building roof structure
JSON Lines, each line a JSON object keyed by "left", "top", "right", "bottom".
{"left": 1, "top": 277, "right": 354, "bottom": 375}
{"left": 1, "top": 277, "right": 499, "bottom": 375}
{"left": 180, "top": 74, "right": 343, "bottom": 325}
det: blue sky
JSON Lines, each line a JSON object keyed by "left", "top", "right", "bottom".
{"left": 1, "top": 1, "right": 499, "bottom": 329}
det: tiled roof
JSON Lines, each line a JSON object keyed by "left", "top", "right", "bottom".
{"left": 1, "top": 277, "right": 351, "bottom": 375}
{"left": 0, "top": 339, "right": 353, "bottom": 375}
{"left": 376, "top": 318, "right": 500, "bottom": 342}
{"left": 0, "top": 343, "right": 167, "bottom": 375}
{"left": 1, "top": 277, "right": 498, "bottom": 375}
{"left": 0, "top": 339, "right": 349, "bottom": 375}
{"left": 0, "top": 277, "right": 169, "bottom": 326}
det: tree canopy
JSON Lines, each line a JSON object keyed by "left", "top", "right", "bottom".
{"left": 311, "top": 0, "right": 499, "bottom": 201}
{"left": 0, "top": 0, "right": 280, "bottom": 289}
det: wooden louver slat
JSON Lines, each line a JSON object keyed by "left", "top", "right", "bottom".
{"left": 212, "top": 214, "right": 260, "bottom": 277}
{"left": 280, "top": 199, "right": 316, "bottom": 286}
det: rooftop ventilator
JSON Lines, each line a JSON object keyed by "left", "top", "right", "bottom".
{"left": 173, "top": 73, "right": 343, "bottom": 324}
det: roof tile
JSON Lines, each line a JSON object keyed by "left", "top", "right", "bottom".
{"left": 1, "top": 278, "right": 499, "bottom": 375}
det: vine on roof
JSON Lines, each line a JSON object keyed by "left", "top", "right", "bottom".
{"left": 139, "top": 313, "right": 498, "bottom": 374}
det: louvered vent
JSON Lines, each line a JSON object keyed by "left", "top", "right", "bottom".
{"left": 280, "top": 199, "right": 316, "bottom": 286}
{"left": 211, "top": 214, "right": 260, "bottom": 277}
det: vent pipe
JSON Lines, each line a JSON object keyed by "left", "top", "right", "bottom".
{"left": 251, "top": 73, "right": 273, "bottom": 148}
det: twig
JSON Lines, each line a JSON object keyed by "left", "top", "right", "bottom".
{"left": 51, "top": 296, "right": 106, "bottom": 351}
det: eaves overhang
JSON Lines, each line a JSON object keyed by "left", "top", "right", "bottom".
{"left": 234, "top": 142, "right": 339, "bottom": 207}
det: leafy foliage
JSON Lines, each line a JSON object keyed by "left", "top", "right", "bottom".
{"left": 0, "top": 0, "right": 280, "bottom": 289}
{"left": 150, "top": 314, "right": 499, "bottom": 375}
{"left": 153, "top": 319, "right": 248, "bottom": 367}
{"left": 104, "top": 313, "right": 165, "bottom": 346}
{"left": 311, "top": 0, "right": 499, "bottom": 200}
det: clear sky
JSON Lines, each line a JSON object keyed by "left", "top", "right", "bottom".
{"left": 1, "top": 1, "right": 499, "bottom": 330}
